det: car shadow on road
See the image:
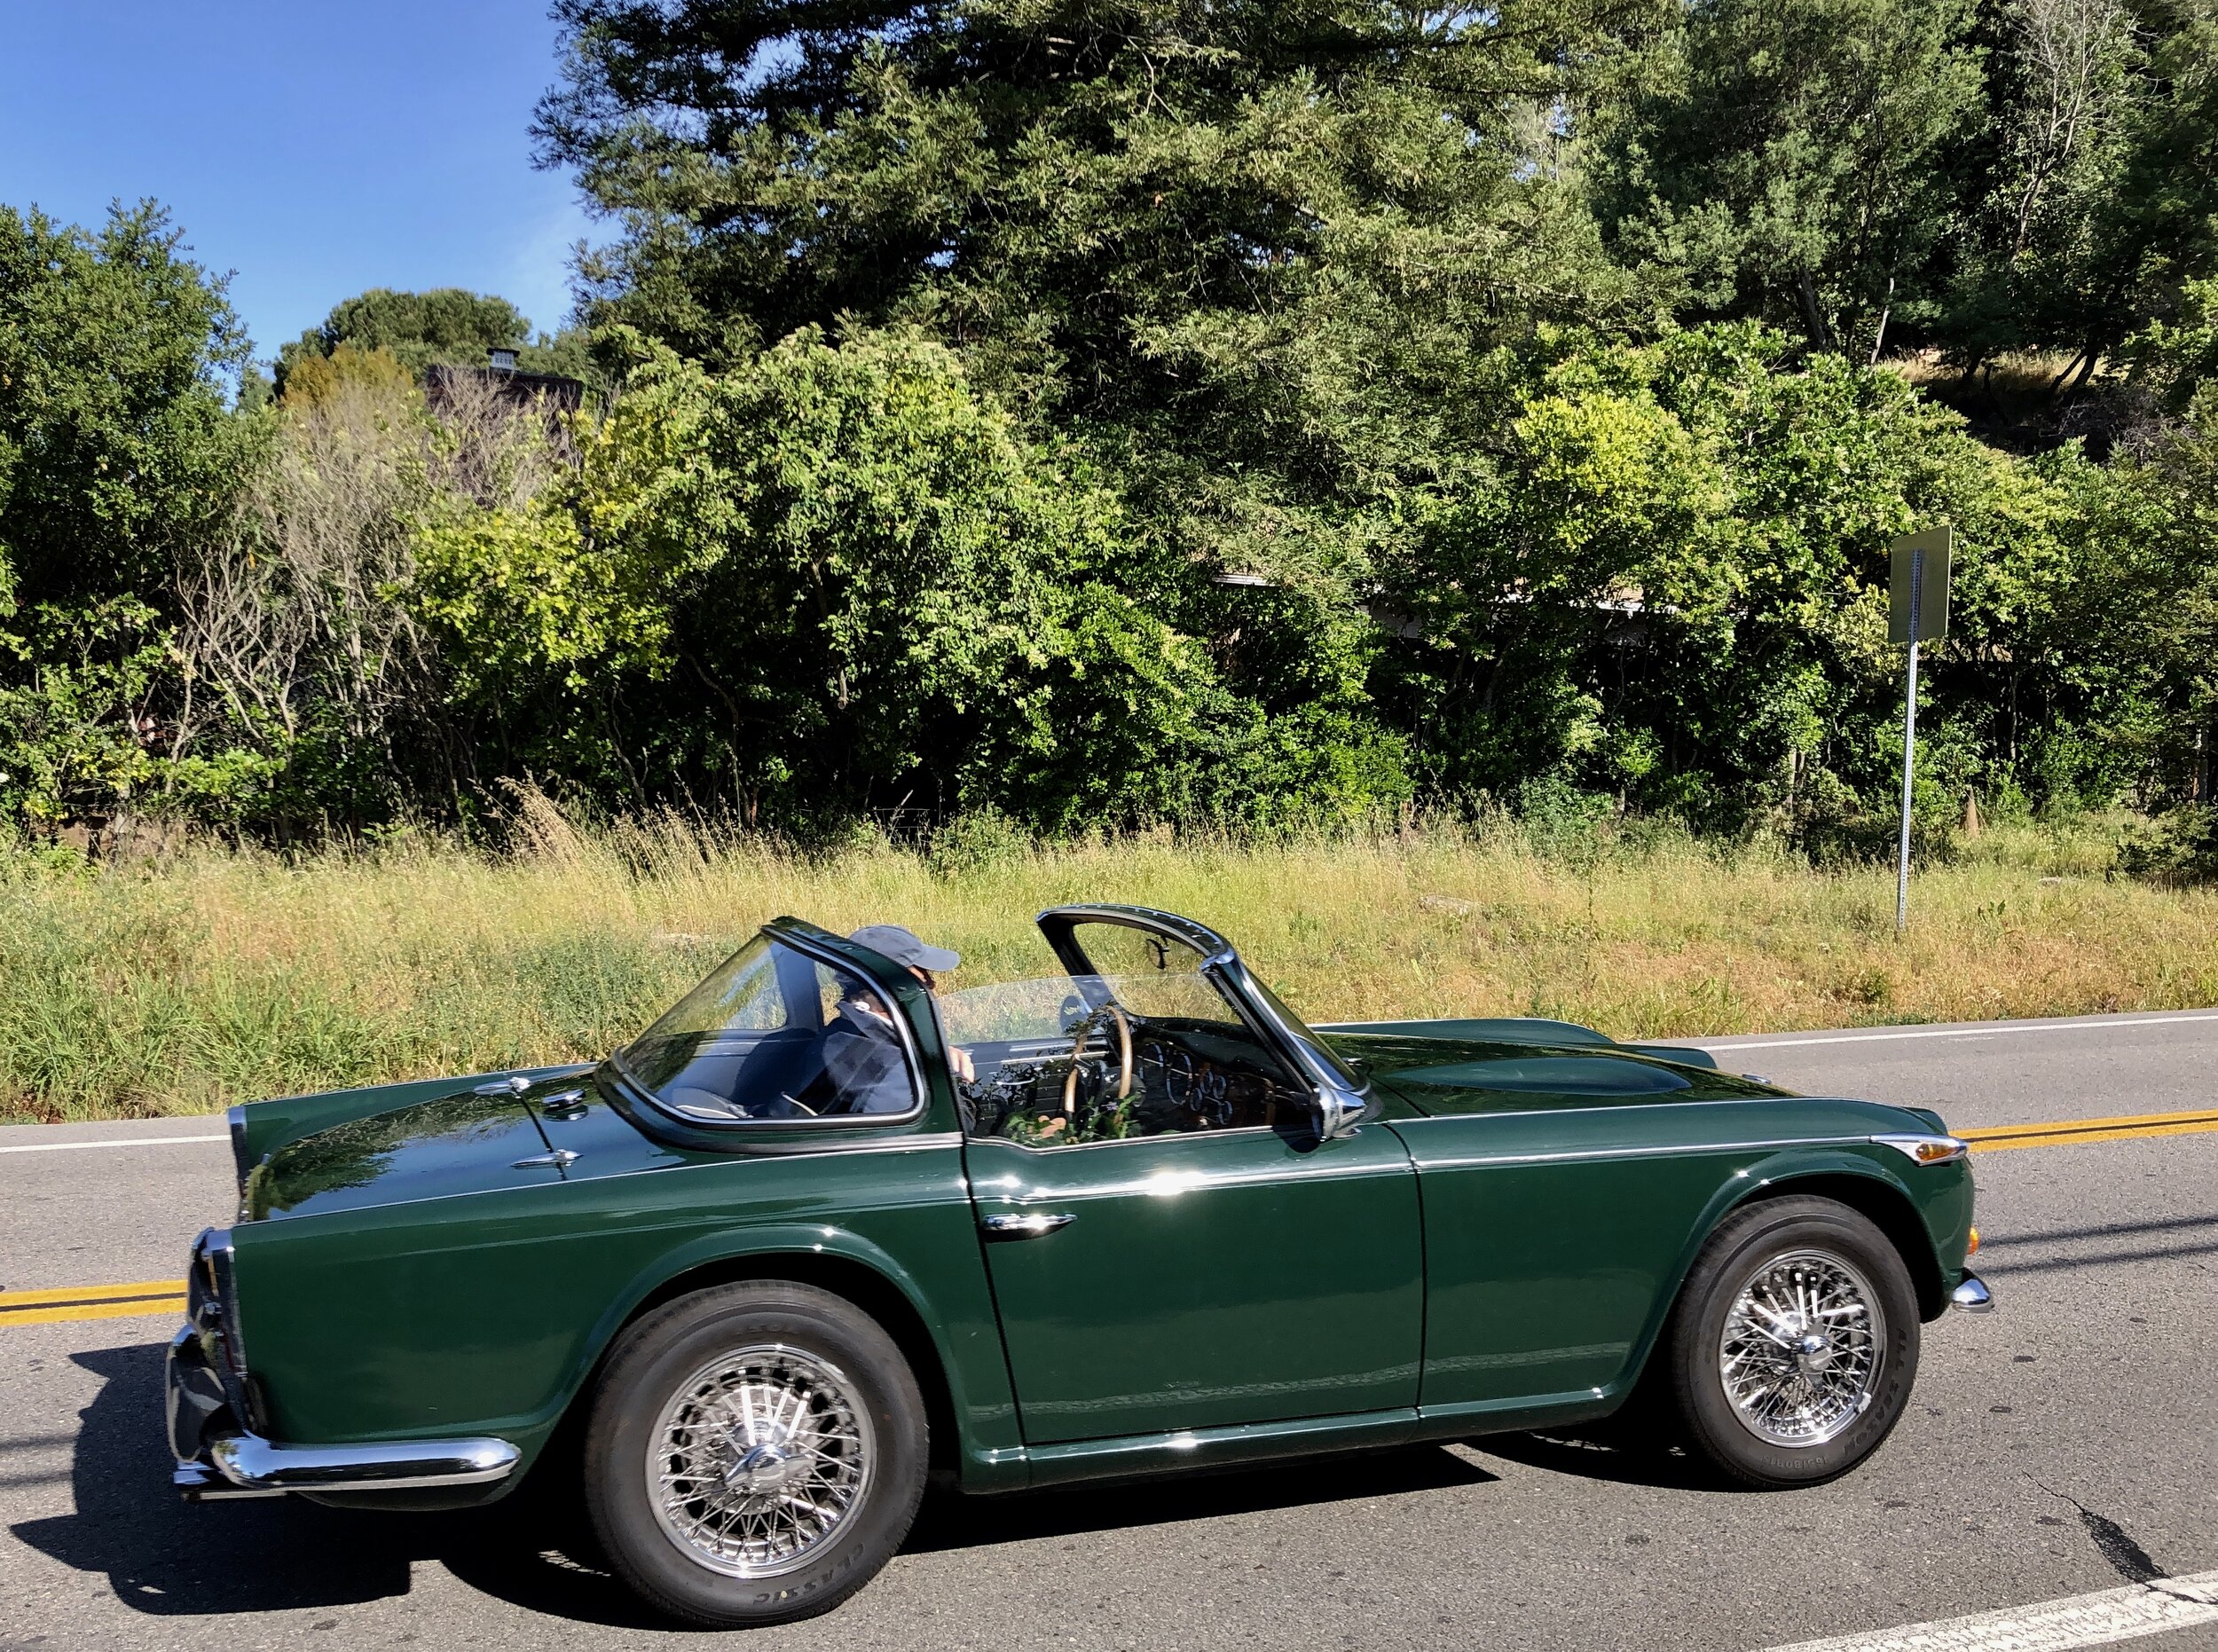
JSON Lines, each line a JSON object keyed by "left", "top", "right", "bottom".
{"left": 903, "top": 1444, "right": 1500, "bottom": 1553}
{"left": 12, "top": 1341, "right": 1721, "bottom": 1632}
{"left": 1463, "top": 1427, "right": 1726, "bottom": 1491}
{"left": 8, "top": 1341, "right": 666, "bottom": 1629}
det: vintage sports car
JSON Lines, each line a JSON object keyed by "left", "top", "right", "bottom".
{"left": 169, "top": 905, "right": 1989, "bottom": 1627}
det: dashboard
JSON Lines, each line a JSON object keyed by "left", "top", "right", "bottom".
{"left": 961, "top": 1018, "right": 1298, "bottom": 1143}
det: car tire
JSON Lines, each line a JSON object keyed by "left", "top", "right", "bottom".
{"left": 1661, "top": 1194, "right": 1920, "bottom": 1489}
{"left": 582, "top": 1280, "right": 928, "bottom": 1627}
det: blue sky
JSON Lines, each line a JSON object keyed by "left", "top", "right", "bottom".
{"left": 2, "top": 0, "right": 595, "bottom": 365}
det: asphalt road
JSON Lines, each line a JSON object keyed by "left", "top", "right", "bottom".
{"left": 4, "top": 1010, "right": 2216, "bottom": 1651}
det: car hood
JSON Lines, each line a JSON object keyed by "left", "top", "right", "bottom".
{"left": 1318, "top": 1024, "right": 1789, "bottom": 1113}
{"left": 244, "top": 1069, "right": 682, "bottom": 1221}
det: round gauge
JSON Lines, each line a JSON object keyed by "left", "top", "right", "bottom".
{"left": 1196, "top": 1069, "right": 1231, "bottom": 1126}
{"left": 1142, "top": 1044, "right": 1196, "bottom": 1105}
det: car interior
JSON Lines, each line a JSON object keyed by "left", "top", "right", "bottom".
{"left": 946, "top": 921, "right": 1309, "bottom": 1145}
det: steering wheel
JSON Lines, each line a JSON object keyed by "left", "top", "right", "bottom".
{"left": 1059, "top": 1003, "right": 1134, "bottom": 1118}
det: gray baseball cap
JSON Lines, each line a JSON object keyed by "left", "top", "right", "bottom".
{"left": 847, "top": 924, "right": 961, "bottom": 974}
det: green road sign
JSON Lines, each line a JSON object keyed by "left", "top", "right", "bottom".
{"left": 1889, "top": 526, "right": 1952, "bottom": 644}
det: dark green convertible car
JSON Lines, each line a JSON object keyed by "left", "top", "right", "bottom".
{"left": 169, "top": 904, "right": 1988, "bottom": 1626}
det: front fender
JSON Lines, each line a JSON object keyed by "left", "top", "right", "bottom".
{"left": 1617, "top": 1145, "right": 1968, "bottom": 1396}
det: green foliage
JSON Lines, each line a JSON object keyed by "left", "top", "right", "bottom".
{"left": 2116, "top": 803, "right": 2218, "bottom": 879}
{"left": 275, "top": 286, "right": 594, "bottom": 392}
{"left": 0, "top": 201, "right": 258, "bottom": 608}
{"left": 1599, "top": 0, "right": 1983, "bottom": 355}
{"left": 413, "top": 326, "right": 1408, "bottom": 829}
{"left": 1367, "top": 320, "right": 2217, "bottom": 838}
{"left": 277, "top": 341, "right": 421, "bottom": 410}
{"left": 2126, "top": 277, "right": 2218, "bottom": 415}
{"left": 0, "top": 202, "right": 272, "bottom": 827}
{"left": 537, "top": 0, "right": 1673, "bottom": 594}
{"left": 0, "top": 599, "right": 173, "bottom": 825}
{"left": 6, "top": 0, "right": 2218, "bottom": 872}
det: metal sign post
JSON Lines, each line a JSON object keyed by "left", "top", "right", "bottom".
{"left": 1888, "top": 527, "right": 1953, "bottom": 932}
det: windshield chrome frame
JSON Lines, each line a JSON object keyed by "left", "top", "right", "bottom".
{"left": 609, "top": 927, "right": 930, "bottom": 1130}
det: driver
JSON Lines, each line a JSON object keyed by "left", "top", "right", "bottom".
{"left": 826, "top": 925, "right": 976, "bottom": 1113}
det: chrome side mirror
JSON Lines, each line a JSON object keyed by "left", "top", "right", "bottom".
{"left": 1313, "top": 1085, "right": 1366, "bottom": 1141}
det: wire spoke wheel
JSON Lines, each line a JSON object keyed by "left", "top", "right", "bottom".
{"left": 1717, "top": 1247, "right": 1884, "bottom": 1448}
{"left": 646, "top": 1343, "right": 875, "bottom": 1578}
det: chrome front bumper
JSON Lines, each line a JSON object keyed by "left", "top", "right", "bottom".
{"left": 167, "top": 1320, "right": 520, "bottom": 1499}
{"left": 168, "top": 1224, "right": 521, "bottom": 1501}
{"left": 1950, "top": 1272, "right": 1994, "bottom": 1312}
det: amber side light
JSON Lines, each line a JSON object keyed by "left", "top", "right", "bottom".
{"left": 1967, "top": 1226, "right": 1980, "bottom": 1257}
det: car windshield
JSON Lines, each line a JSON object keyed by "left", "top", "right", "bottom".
{"left": 614, "top": 934, "right": 920, "bottom": 1122}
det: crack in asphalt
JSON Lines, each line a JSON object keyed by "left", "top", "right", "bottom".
{"left": 2030, "top": 1478, "right": 2170, "bottom": 1585}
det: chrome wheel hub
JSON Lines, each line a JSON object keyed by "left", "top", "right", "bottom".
{"left": 646, "top": 1344, "right": 873, "bottom": 1578}
{"left": 1718, "top": 1249, "right": 1883, "bottom": 1447}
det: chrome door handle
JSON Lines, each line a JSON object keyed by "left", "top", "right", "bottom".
{"left": 981, "top": 1213, "right": 1075, "bottom": 1241}
{"left": 512, "top": 1149, "right": 580, "bottom": 1170}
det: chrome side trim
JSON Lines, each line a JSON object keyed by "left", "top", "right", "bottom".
{"left": 972, "top": 1160, "right": 1412, "bottom": 1198}
{"left": 1412, "top": 1134, "right": 1876, "bottom": 1170}
{"left": 1950, "top": 1273, "right": 1994, "bottom": 1313}
{"left": 208, "top": 1430, "right": 521, "bottom": 1493}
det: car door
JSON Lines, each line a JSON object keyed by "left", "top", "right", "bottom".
{"left": 958, "top": 913, "right": 1422, "bottom": 1445}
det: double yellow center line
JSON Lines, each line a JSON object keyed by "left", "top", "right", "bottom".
{"left": 0, "top": 1278, "right": 188, "bottom": 1327}
{"left": 6, "top": 1105, "right": 2216, "bottom": 1329}
{"left": 1959, "top": 1106, "right": 2218, "bottom": 1152}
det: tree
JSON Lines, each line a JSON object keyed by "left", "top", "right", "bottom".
{"left": 275, "top": 287, "right": 592, "bottom": 394}
{"left": 412, "top": 326, "right": 1408, "bottom": 827}
{"left": 536, "top": 0, "right": 1673, "bottom": 572}
{"left": 1935, "top": 0, "right": 2137, "bottom": 373}
{"left": 0, "top": 201, "right": 257, "bottom": 609}
{"left": 2074, "top": 0, "right": 2218, "bottom": 384}
{"left": 0, "top": 201, "right": 267, "bottom": 827}
{"left": 1598, "top": 0, "right": 1985, "bottom": 359}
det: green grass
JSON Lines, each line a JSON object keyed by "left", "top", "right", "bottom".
{"left": 4, "top": 800, "right": 2214, "bottom": 1125}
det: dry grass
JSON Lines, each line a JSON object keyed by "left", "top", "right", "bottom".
{"left": 1886, "top": 347, "right": 2106, "bottom": 428}
{"left": 4, "top": 800, "right": 2214, "bottom": 1125}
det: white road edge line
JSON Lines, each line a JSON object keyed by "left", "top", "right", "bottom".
{"left": 0, "top": 1133, "right": 227, "bottom": 1155}
{"left": 1764, "top": 1569, "right": 2218, "bottom": 1652}
{"left": 1692, "top": 1012, "right": 2218, "bottom": 1051}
